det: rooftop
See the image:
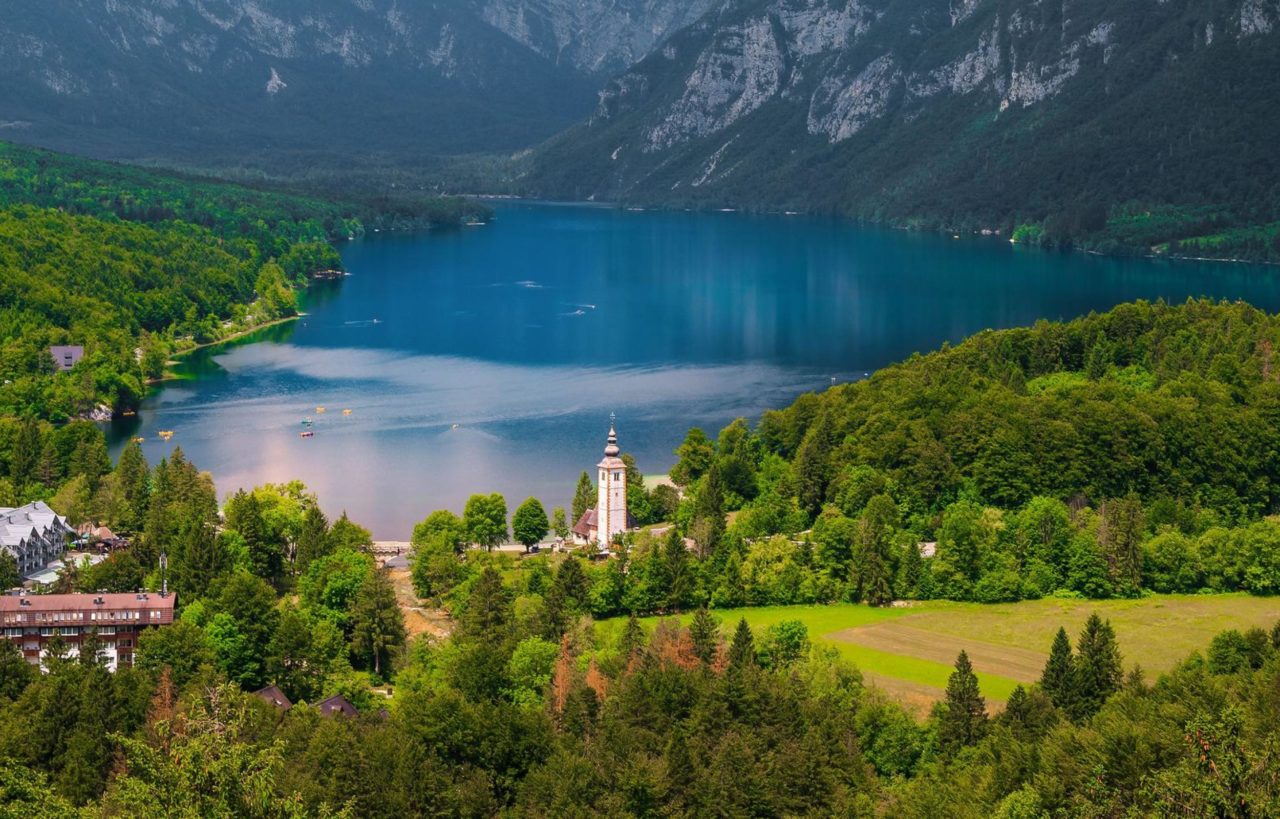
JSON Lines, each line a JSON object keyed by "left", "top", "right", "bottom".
{"left": 0, "top": 591, "right": 175, "bottom": 613}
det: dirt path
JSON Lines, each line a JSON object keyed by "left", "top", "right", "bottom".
{"left": 831, "top": 621, "right": 1048, "bottom": 683}
{"left": 387, "top": 567, "right": 452, "bottom": 640}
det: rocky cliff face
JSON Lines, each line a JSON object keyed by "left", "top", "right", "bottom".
{"left": 528, "top": 0, "right": 1280, "bottom": 224}
{"left": 0, "top": 0, "right": 706, "bottom": 161}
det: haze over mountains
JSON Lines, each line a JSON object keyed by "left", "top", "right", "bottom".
{"left": 3, "top": 0, "right": 1278, "bottom": 252}
{"left": 0, "top": 0, "right": 712, "bottom": 160}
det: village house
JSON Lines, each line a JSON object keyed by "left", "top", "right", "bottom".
{"left": 0, "top": 590, "right": 176, "bottom": 671}
{"left": 49, "top": 345, "right": 84, "bottom": 371}
{"left": 1, "top": 501, "right": 75, "bottom": 582}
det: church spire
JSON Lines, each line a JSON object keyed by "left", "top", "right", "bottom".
{"left": 603, "top": 413, "right": 620, "bottom": 457}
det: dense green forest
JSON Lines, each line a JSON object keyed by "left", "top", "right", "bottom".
{"left": 7, "top": 301, "right": 1280, "bottom": 814}
{"left": 0, "top": 141, "right": 487, "bottom": 422}
{"left": 2, "top": 439, "right": 1280, "bottom": 816}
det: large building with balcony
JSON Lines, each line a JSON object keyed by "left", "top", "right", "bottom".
{"left": 0, "top": 591, "right": 176, "bottom": 671}
{"left": 1, "top": 501, "right": 75, "bottom": 581}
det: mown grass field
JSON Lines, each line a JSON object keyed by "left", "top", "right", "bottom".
{"left": 619, "top": 595, "right": 1280, "bottom": 712}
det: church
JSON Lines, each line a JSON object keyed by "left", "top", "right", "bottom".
{"left": 571, "top": 420, "right": 637, "bottom": 550}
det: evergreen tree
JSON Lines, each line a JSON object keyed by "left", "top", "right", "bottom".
{"left": 1073, "top": 613, "right": 1123, "bottom": 721}
{"left": 896, "top": 539, "right": 923, "bottom": 599}
{"left": 0, "top": 639, "right": 35, "bottom": 700}
{"left": 571, "top": 472, "right": 595, "bottom": 524}
{"left": 113, "top": 440, "right": 150, "bottom": 531}
{"left": 793, "top": 410, "right": 835, "bottom": 517}
{"left": 349, "top": 570, "right": 406, "bottom": 678}
{"left": 226, "top": 490, "right": 282, "bottom": 587}
{"left": 728, "top": 618, "right": 756, "bottom": 669}
{"left": 689, "top": 607, "right": 719, "bottom": 666}
{"left": 37, "top": 442, "right": 60, "bottom": 490}
{"left": 1100, "top": 496, "right": 1144, "bottom": 593}
{"left": 462, "top": 567, "right": 513, "bottom": 639}
{"left": 0, "top": 550, "right": 18, "bottom": 591}
{"left": 663, "top": 527, "right": 694, "bottom": 610}
{"left": 1040, "top": 627, "right": 1077, "bottom": 714}
{"left": 618, "top": 614, "right": 646, "bottom": 660}
{"left": 10, "top": 418, "right": 42, "bottom": 490}
{"left": 328, "top": 511, "right": 373, "bottom": 552}
{"left": 856, "top": 493, "right": 898, "bottom": 606}
{"left": 691, "top": 464, "right": 726, "bottom": 557}
{"left": 173, "top": 516, "right": 226, "bottom": 600}
{"left": 56, "top": 667, "right": 114, "bottom": 805}
{"left": 295, "top": 504, "right": 329, "bottom": 574}
{"left": 938, "top": 650, "right": 987, "bottom": 754}
{"left": 69, "top": 433, "right": 110, "bottom": 492}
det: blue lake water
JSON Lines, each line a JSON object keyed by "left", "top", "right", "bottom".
{"left": 109, "top": 202, "right": 1280, "bottom": 537}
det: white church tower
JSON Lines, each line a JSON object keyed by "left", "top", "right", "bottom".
{"left": 595, "top": 418, "right": 627, "bottom": 545}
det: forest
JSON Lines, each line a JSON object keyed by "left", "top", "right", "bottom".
{"left": 5, "top": 300, "right": 1280, "bottom": 815}
{"left": 0, "top": 141, "right": 488, "bottom": 422}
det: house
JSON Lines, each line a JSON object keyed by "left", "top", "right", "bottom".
{"left": 1, "top": 501, "right": 75, "bottom": 581}
{"left": 253, "top": 684, "right": 293, "bottom": 711}
{"left": 0, "top": 590, "right": 176, "bottom": 671}
{"left": 318, "top": 694, "right": 358, "bottom": 717}
{"left": 49, "top": 345, "right": 84, "bottom": 372}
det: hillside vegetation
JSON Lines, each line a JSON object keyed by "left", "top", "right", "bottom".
{"left": 527, "top": 0, "right": 1280, "bottom": 261}
{"left": 0, "top": 141, "right": 485, "bottom": 422}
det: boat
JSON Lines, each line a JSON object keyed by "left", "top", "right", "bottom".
{"left": 301, "top": 418, "right": 313, "bottom": 427}
{"left": 158, "top": 430, "right": 174, "bottom": 440}
{"left": 122, "top": 410, "right": 136, "bottom": 417}
{"left": 131, "top": 437, "right": 145, "bottom": 444}
{"left": 300, "top": 431, "right": 315, "bottom": 439}
{"left": 342, "top": 409, "right": 352, "bottom": 416}
{"left": 315, "top": 407, "right": 326, "bottom": 414}
{"left": 451, "top": 423, "right": 459, "bottom": 430}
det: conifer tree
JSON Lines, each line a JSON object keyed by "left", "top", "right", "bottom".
{"left": 856, "top": 493, "right": 898, "bottom": 606}
{"left": 174, "top": 516, "right": 226, "bottom": 600}
{"left": 618, "top": 614, "right": 645, "bottom": 660}
{"left": 294, "top": 504, "right": 329, "bottom": 574}
{"left": 938, "top": 650, "right": 987, "bottom": 754}
{"left": 689, "top": 607, "right": 719, "bottom": 666}
{"left": 1040, "top": 627, "right": 1076, "bottom": 713}
{"left": 349, "top": 570, "right": 406, "bottom": 679}
{"left": 113, "top": 440, "right": 150, "bottom": 531}
{"left": 664, "top": 527, "right": 694, "bottom": 610}
{"left": 1073, "top": 613, "right": 1123, "bottom": 721}
{"left": 571, "top": 471, "right": 595, "bottom": 524}
{"left": 463, "top": 567, "right": 513, "bottom": 639}
{"left": 11, "top": 418, "right": 42, "bottom": 489}
{"left": 728, "top": 618, "right": 755, "bottom": 669}
{"left": 56, "top": 667, "right": 114, "bottom": 805}
{"left": 0, "top": 639, "right": 35, "bottom": 700}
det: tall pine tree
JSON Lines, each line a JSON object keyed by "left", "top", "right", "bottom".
{"left": 1040, "top": 627, "right": 1076, "bottom": 714}
{"left": 689, "top": 608, "right": 719, "bottom": 666}
{"left": 571, "top": 472, "right": 595, "bottom": 524}
{"left": 728, "top": 619, "right": 756, "bottom": 669}
{"left": 938, "top": 650, "right": 988, "bottom": 754}
{"left": 1073, "top": 613, "right": 1123, "bottom": 721}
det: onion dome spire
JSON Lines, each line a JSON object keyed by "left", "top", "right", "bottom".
{"left": 604, "top": 413, "right": 620, "bottom": 457}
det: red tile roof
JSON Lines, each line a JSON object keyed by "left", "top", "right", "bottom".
{"left": 0, "top": 592, "right": 175, "bottom": 614}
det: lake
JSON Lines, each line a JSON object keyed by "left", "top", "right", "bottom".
{"left": 108, "top": 202, "right": 1280, "bottom": 538}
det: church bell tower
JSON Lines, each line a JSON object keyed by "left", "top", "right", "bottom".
{"left": 596, "top": 417, "right": 627, "bottom": 545}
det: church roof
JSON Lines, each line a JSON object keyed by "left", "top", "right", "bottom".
{"left": 571, "top": 507, "right": 639, "bottom": 538}
{"left": 603, "top": 424, "right": 620, "bottom": 457}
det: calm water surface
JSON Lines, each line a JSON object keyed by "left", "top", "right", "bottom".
{"left": 109, "top": 203, "right": 1280, "bottom": 537}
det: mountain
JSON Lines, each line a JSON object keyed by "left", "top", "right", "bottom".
{"left": 0, "top": 0, "right": 708, "bottom": 164}
{"left": 526, "top": 0, "right": 1280, "bottom": 256}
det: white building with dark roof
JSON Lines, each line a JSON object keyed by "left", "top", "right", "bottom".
{"left": 0, "top": 501, "right": 75, "bottom": 581}
{"left": 572, "top": 421, "right": 637, "bottom": 549}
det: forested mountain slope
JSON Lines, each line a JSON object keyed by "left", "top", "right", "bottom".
{"left": 0, "top": 0, "right": 709, "bottom": 164}
{"left": 0, "top": 141, "right": 483, "bottom": 422}
{"left": 527, "top": 0, "right": 1280, "bottom": 260}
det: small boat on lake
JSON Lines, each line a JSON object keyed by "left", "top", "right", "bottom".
{"left": 158, "top": 430, "right": 174, "bottom": 440}
{"left": 131, "top": 437, "right": 145, "bottom": 443}
{"left": 315, "top": 407, "right": 326, "bottom": 414}
{"left": 300, "top": 430, "right": 314, "bottom": 439}
{"left": 302, "top": 418, "right": 313, "bottom": 427}
{"left": 342, "top": 409, "right": 352, "bottom": 416}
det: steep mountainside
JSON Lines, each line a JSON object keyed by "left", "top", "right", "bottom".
{"left": 527, "top": 0, "right": 1280, "bottom": 257}
{"left": 0, "top": 0, "right": 703, "bottom": 163}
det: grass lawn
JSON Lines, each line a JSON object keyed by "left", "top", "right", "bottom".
{"left": 611, "top": 594, "right": 1280, "bottom": 711}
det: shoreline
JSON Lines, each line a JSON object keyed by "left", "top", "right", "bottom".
{"left": 148, "top": 313, "right": 303, "bottom": 386}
